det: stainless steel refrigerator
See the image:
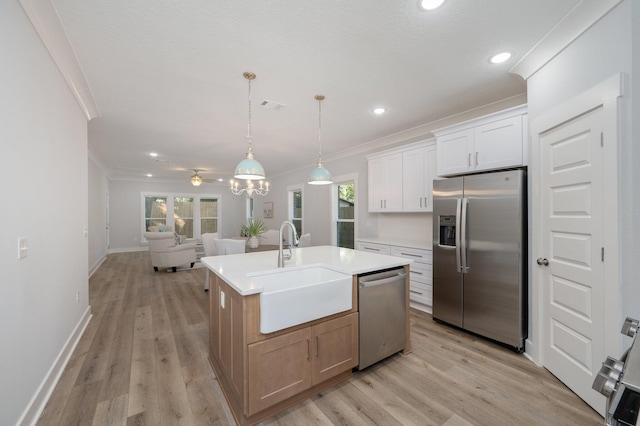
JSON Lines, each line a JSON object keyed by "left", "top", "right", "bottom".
{"left": 432, "top": 169, "right": 526, "bottom": 351}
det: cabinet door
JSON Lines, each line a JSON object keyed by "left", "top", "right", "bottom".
{"left": 311, "top": 313, "right": 358, "bottom": 385}
{"left": 436, "top": 128, "right": 473, "bottom": 176}
{"left": 368, "top": 157, "right": 386, "bottom": 212}
{"left": 247, "top": 328, "right": 312, "bottom": 415}
{"left": 473, "top": 115, "right": 523, "bottom": 172}
{"left": 425, "top": 144, "right": 437, "bottom": 211}
{"left": 368, "top": 153, "right": 403, "bottom": 212}
{"left": 384, "top": 153, "right": 403, "bottom": 211}
{"left": 216, "top": 278, "right": 245, "bottom": 400}
{"left": 402, "top": 147, "right": 427, "bottom": 212}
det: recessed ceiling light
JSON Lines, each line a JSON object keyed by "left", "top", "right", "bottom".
{"left": 490, "top": 51, "right": 512, "bottom": 64}
{"left": 146, "top": 174, "right": 153, "bottom": 177}
{"left": 373, "top": 107, "right": 387, "bottom": 115}
{"left": 217, "top": 178, "right": 224, "bottom": 182}
{"left": 149, "top": 152, "right": 158, "bottom": 157}
{"left": 420, "top": 0, "right": 445, "bottom": 10}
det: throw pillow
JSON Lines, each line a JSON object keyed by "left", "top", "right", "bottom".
{"left": 159, "top": 225, "right": 171, "bottom": 232}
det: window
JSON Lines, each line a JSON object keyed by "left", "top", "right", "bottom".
{"left": 144, "top": 196, "right": 167, "bottom": 230}
{"left": 288, "top": 186, "right": 303, "bottom": 236}
{"left": 246, "top": 197, "right": 254, "bottom": 223}
{"left": 200, "top": 198, "right": 219, "bottom": 234}
{"left": 332, "top": 175, "right": 356, "bottom": 249}
{"left": 174, "top": 196, "right": 194, "bottom": 238}
{"left": 142, "top": 193, "right": 220, "bottom": 241}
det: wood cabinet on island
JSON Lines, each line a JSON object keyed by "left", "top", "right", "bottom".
{"left": 202, "top": 245, "right": 412, "bottom": 425}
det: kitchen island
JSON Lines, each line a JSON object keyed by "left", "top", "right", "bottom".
{"left": 202, "top": 245, "right": 412, "bottom": 426}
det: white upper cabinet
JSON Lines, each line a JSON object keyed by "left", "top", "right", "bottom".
{"left": 434, "top": 105, "right": 528, "bottom": 176}
{"left": 402, "top": 144, "right": 437, "bottom": 212}
{"left": 368, "top": 153, "right": 403, "bottom": 212}
{"left": 367, "top": 140, "right": 436, "bottom": 213}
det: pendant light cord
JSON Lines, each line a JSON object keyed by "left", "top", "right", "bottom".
{"left": 316, "top": 94, "right": 325, "bottom": 165}
{"left": 244, "top": 72, "right": 256, "bottom": 157}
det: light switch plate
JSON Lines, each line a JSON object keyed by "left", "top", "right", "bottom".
{"left": 18, "top": 237, "right": 28, "bottom": 259}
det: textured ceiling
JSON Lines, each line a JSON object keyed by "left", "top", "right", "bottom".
{"left": 51, "top": 0, "right": 580, "bottom": 182}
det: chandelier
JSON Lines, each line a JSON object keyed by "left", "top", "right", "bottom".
{"left": 229, "top": 179, "right": 270, "bottom": 197}
{"left": 308, "top": 94, "right": 332, "bottom": 185}
{"left": 230, "top": 72, "right": 269, "bottom": 196}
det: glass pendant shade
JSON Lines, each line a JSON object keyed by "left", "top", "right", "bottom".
{"left": 308, "top": 161, "right": 332, "bottom": 185}
{"left": 234, "top": 155, "right": 265, "bottom": 180}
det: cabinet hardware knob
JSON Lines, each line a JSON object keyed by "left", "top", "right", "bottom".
{"left": 537, "top": 258, "right": 549, "bottom": 266}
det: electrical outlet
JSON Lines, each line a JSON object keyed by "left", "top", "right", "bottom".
{"left": 220, "top": 290, "right": 225, "bottom": 309}
{"left": 76, "top": 291, "right": 80, "bottom": 303}
{"left": 83, "top": 227, "right": 88, "bottom": 238}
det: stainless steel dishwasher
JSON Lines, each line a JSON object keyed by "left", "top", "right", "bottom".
{"left": 358, "top": 267, "right": 407, "bottom": 369}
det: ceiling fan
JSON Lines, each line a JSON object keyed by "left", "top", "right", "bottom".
{"left": 190, "top": 169, "right": 216, "bottom": 186}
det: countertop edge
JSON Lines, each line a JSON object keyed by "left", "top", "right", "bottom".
{"left": 202, "top": 246, "right": 412, "bottom": 296}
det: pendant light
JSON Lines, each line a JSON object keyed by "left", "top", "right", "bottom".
{"left": 233, "top": 72, "right": 265, "bottom": 180}
{"left": 308, "top": 94, "right": 333, "bottom": 185}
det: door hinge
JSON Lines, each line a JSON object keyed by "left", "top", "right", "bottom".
{"left": 601, "top": 247, "right": 605, "bottom": 262}
{"left": 601, "top": 132, "right": 604, "bottom": 147}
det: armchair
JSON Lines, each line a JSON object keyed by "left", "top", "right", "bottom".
{"left": 147, "top": 225, "right": 187, "bottom": 244}
{"left": 144, "top": 232, "right": 197, "bottom": 272}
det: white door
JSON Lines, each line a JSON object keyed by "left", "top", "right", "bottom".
{"left": 539, "top": 106, "right": 605, "bottom": 414}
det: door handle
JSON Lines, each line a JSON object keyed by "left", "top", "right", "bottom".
{"left": 537, "top": 258, "right": 549, "bottom": 266}
{"left": 460, "top": 198, "right": 469, "bottom": 273}
{"left": 455, "top": 198, "right": 462, "bottom": 272}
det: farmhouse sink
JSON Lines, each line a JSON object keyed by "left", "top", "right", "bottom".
{"left": 248, "top": 266, "right": 352, "bottom": 334}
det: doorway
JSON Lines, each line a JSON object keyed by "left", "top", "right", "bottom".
{"left": 530, "top": 74, "right": 622, "bottom": 416}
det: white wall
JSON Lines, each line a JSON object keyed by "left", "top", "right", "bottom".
{"left": 88, "top": 155, "right": 109, "bottom": 275}
{"left": 527, "top": 0, "right": 638, "bottom": 343}
{"left": 0, "top": 2, "right": 90, "bottom": 424}
{"left": 107, "top": 179, "right": 246, "bottom": 250}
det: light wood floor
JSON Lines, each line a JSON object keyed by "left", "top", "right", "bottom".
{"left": 37, "top": 251, "right": 603, "bottom": 425}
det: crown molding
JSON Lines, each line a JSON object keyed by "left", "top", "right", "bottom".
{"left": 20, "top": 0, "right": 99, "bottom": 120}
{"left": 510, "top": 0, "right": 623, "bottom": 80}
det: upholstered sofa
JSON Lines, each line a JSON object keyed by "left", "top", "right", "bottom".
{"left": 144, "top": 231, "right": 197, "bottom": 272}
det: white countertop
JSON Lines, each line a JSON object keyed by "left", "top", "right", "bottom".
{"left": 356, "top": 237, "right": 432, "bottom": 251}
{"left": 202, "top": 245, "right": 412, "bottom": 296}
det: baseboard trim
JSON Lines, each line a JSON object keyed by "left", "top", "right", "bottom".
{"left": 18, "top": 306, "right": 92, "bottom": 426}
{"left": 107, "top": 246, "right": 147, "bottom": 254}
{"left": 88, "top": 254, "right": 107, "bottom": 278}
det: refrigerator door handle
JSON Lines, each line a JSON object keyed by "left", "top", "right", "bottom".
{"left": 455, "top": 198, "right": 463, "bottom": 272}
{"left": 460, "top": 197, "right": 469, "bottom": 273}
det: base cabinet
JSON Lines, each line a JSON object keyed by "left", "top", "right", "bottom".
{"left": 247, "top": 313, "right": 358, "bottom": 416}
{"left": 357, "top": 240, "right": 433, "bottom": 312}
{"left": 209, "top": 273, "right": 359, "bottom": 425}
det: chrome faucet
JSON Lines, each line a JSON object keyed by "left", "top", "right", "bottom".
{"left": 277, "top": 221, "right": 299, "bottom": 267}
